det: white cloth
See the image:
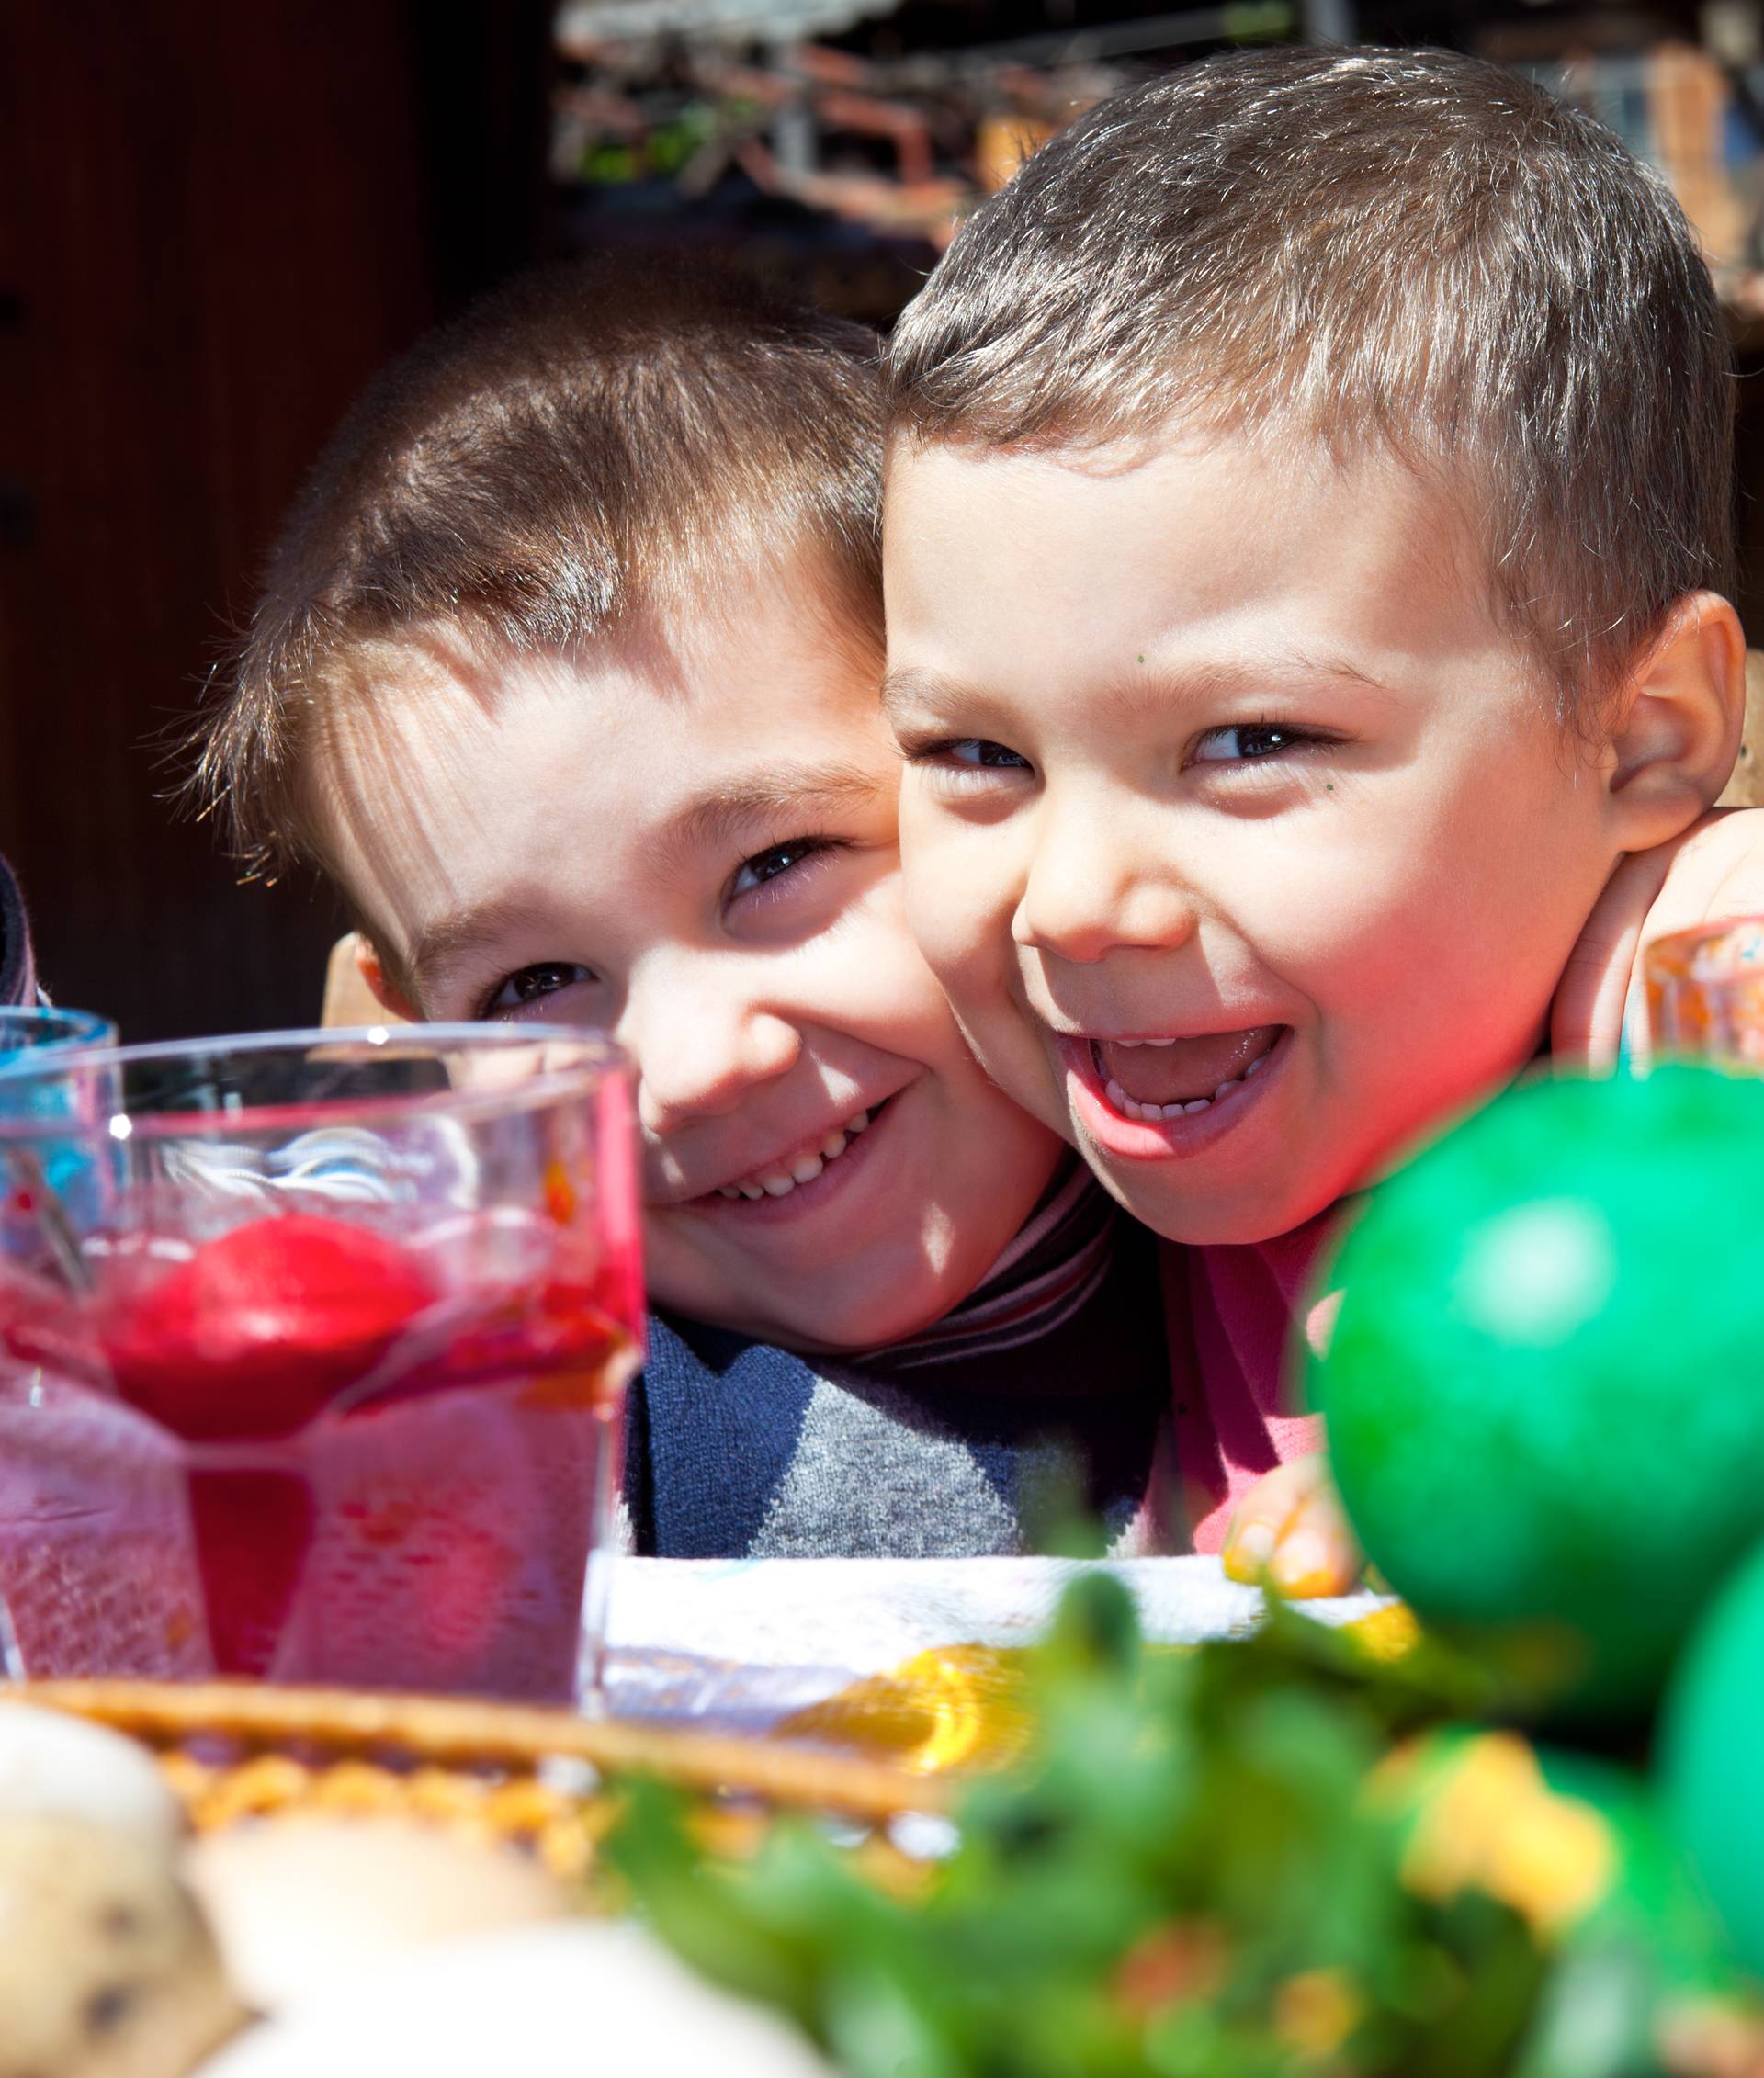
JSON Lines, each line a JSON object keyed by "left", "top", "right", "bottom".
{"left": 600, "top": 1554, "right": 1387, "bottom": 1730}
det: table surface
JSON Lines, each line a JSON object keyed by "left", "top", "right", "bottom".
{"left": 602, "top": 1554, "right": 1387, "bottom": 1731}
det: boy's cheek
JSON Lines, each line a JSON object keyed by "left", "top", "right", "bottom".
{"left": 902, "top": 915, "right": 1039, "bottom": 1088}
{"left": 944, "top": 993, "right": 1076, "bottom": 1144}
{"left": 922, "top": 973, "right": 1069, "bottom": 1139}
{"left": 900, "top": 835, "right": 1013, "bottom": 993}
{"left": 822, "top": 900, "right": 982, "bottom": 1059}
{"left": 899, "top": 851, "right": 1074, "bottom": 1130}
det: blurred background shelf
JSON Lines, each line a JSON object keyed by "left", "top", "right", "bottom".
{"left": 5, "top": 0, "right": 1763, "bottom": 1038}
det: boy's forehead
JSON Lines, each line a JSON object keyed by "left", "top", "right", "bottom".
{"left": 314, "top": 616, "right": 896, "bottom": 963}
{"left": 885, "top": 419, "right": 1476, "bottom": 547}
{"left": 883, "top": 428, "right": 1515, "bottom": 695}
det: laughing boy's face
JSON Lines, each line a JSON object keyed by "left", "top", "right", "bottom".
{"left": 883, "top": 430, "right": 1630, "bottom": 1244}
{"left": 320, "top": 561, "right": 1061, "bottom": 1350}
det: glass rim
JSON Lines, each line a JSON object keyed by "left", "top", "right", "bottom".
{"left": 0, "top": 1022, "right": 628, "bottom": 1144}
{"left": 0, "top": 1005, "right": 117, "bottom": 1047}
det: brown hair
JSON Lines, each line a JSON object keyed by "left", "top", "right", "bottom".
{"left": 193, "top": 258, "right": 883, "bottom": 879}
{"left": 887, "top": 46, "right": 1734, "bottom": 713}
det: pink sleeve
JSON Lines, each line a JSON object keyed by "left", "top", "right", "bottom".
{"left": 1186, "top": 1413, "right": 1326, "bottom": 1553}
{"left": 1161, "top": 1219, "right": 1340, "bottom": 1553}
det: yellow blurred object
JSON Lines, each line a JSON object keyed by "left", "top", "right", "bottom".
{"left": 975, "top": 112, "right": 1057, "bottom": 191}
{"left": 192, "top": 1755, "right": 315, "bottom": 1830}
{"left": 1713, "top": 650, "right": 1764, "bottom": 808}
{"left": 1373, "top": 1732, "right": 1618, "bottom": 1938}
{"left": 1646, "top": 41, "right": 1747, "bottom": 269}
{"left": 1274, "top": 1968, "right": 1364, "bottom": 2057}
{"left": 163, "top": 1749, "right": 612, "bottom": 1880}
{"left": 778, "top": 1644, "right": 1032, "bottom": 1775}
{"left": 1645, "top": 917, "right": 1764, "bottom": 1067}
{"left": 1340, "top": 1603, "right": 1424, "bottom": 1666}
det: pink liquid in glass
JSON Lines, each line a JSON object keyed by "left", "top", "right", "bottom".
{"left": 0, "top": 1208, "right": 639, "bottom": 1700}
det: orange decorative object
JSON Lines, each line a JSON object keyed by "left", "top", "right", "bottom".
{"left": 1645, "top": 918, "right": 1764, "bottom": 1067}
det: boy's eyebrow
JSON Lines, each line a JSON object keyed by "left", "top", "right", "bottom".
{"left": 882, "top": 651, "right": 1395, "bottom": 723}
{"left": 880, "top": 666, "right": 954, "bottom": 723}
{"left": 652, "top": 762, "right": 887, "bottom": 864}
{"left": 1093, "top": 651, "right": 1397, "bottom": 722}
{"left": 405, "top": 890, "right": 544, "bottom": 991}
{"left": 397, "top": 766, "right": 887, "bottom": 992}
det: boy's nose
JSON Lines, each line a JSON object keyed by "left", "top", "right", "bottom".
{"left": 1012, "top": 798, "right": 1197, "bottom": 965}
{"left": 626, "top": 979, "right": 801, "bottom": 1135}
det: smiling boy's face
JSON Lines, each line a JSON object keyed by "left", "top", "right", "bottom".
{"left": 318, "top": 566, "right": 1061, "bottom": 1350}
{"left": 882, "top": 431, "right": 1639, "bottom": 1246}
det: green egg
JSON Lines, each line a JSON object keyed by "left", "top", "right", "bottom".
{"left": 1310, "top": 1067, "right": 1764, "bottom": 1716}
{"left": 1658, "top": 1534, "right": 1764, "bottom": 1977}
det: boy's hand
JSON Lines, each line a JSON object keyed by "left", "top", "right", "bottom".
{"left": 1553, "top": 807, "right": 1764, "bottom": 1071}
{"left": 1220, "top": 1453, "right": 1362, "bottom": 1598}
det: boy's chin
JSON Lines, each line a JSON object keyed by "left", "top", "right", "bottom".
{"left": 759, "top": 1290, "right": 956, "bottom": 1356}
{"left": 1091, "top": 1159, "right": 1340, "bottom": 1250}
{"left": 656, "top": 1277, "right": 961, "bottom": 1357}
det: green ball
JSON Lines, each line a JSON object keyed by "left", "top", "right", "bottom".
{"left": 1311, "top": 1067, "right": 1764, "bottom": 1715}
{"left": 1658, "top": 1535, "right": 1764, "bottom": 1976}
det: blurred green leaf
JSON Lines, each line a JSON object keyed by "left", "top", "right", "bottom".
{"left": 609, "top": 1579, "right": 1758, "bottom": 2078}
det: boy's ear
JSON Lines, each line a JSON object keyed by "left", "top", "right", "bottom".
{"left": 348, "top": 933, "right": 417, "bottom": 1023}
{"left": 1604, "top": 592, "right": 1747, "bottom": 853}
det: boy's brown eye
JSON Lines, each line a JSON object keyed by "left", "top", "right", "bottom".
{"left": 729, "top": 835, "right": 839, "bottom": 899}
{"left": 947, "top": 739, "right": 1030, "bottom": 769}
{"left": 752, "top": 843, "right": 812, "bottom": 882}
{"left": 1192, "top": 723, "right": 1312, "bottom": 763}
{"left": 490, "top": 962, "right": 594, "bottom": 1011}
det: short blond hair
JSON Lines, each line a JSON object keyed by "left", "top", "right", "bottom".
{"left": 888, "top": 47, "right": 1734, "bottom": 714}
{"left": 194, "top": 258, "right": 883, "bottom": 879}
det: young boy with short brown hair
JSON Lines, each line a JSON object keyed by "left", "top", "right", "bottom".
{"left": 878, "top": 47, "right": 1754, "bottom": 1583}
{"left": 193, "top": 260, "right": 1175, "bottom": 1558}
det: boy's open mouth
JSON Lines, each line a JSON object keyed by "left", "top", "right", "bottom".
{"left": 1090, "top": 1026, "right": 1285, "bottom": 1121}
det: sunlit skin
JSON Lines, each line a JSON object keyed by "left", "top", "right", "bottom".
{"left": 884, "top": 425, "right": 1742, "bottom": 1594}
{"left": 319, "top": 564, "right": 1062, "bottom": 1352}
{"left": 883, "top": 430, "right": 1742, "bottom": 1251}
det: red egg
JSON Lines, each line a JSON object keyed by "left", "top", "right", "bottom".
{"left": 103, "top": 1214, "right": 438, "bottom": 1442}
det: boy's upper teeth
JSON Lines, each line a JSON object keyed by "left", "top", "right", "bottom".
{"left": 712, "top": 1107, "right": 873, "bottom": 1202}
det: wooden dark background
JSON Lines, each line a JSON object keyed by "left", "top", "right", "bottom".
{"left": 3, "top": 3, "right": 1764, "bottom": 1041}
{"left": 0, "top": 1, "right": 555, "bottom": 1039}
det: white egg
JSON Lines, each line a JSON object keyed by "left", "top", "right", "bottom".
{"left": 0, "top": 1812, "right": 245, "bottom": 2078}
{"left": 193, "top": 1922, "right": 837, "bottom": 2078}
{"left": 186, "top": 1818, "right": 570, "bottom": 2013}
{"left": 0, "top": 1704, "right": 181, "bottom": 1854}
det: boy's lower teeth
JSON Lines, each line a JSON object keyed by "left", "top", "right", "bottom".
{"left": 1092, "top": 1027, "right": 1281, "bottom": 1117}
{"left": 1105, "top": 1075, "right": 1228, "bottom": 1121}
{"left": 714, "top": 1107, "right": 874, "bottom": 1202}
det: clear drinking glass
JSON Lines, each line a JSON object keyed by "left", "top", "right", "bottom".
{"left": 0, "top": 1007, "right": 117, "bottom": 1058}
{"left": 0, "top": 1026, "right": 642, "bottom": 1704}
{"left": 0, "top": 1010, "right": 120, "bottom": 1218}
{"left": 1645, "top": 919, "right": 1764, "bottom": 1069}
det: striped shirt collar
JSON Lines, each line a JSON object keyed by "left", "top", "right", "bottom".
{"left": 855, "top": 1159, "right": 1117, "bottom": 1372}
